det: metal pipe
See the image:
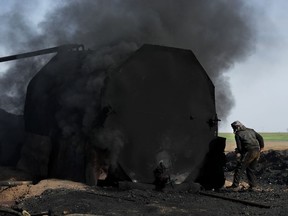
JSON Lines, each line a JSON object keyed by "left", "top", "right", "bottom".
{"left": 0, "top": 180, "right": 33, "bottom": 186}
{"left": 199, "top": 191, "right": 270, "bottom": 208}
{"left": 0, "top": 44, "right": 84, "bottom": 63}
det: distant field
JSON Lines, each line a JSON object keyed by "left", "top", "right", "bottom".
{"left": 219, "top": 132, "right": 288, "bottom": 152}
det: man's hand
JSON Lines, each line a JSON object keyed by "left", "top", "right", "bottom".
{"left": 260, "top": 148, "right": 264, "bottom": 152}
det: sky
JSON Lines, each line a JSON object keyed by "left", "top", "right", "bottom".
{"left": 220, "top": 0, "right": 288, "bottom": 132}
{"left": 0, "top": 1, "right": 287, "bottom": 133}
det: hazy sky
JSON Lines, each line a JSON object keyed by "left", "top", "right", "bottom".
{"left": 0, "top": 1, "right": 287, "bottom": 132}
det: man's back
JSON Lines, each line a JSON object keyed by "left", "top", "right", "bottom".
{"left": 236, "top": 128, "right": 260, "bottom": 152}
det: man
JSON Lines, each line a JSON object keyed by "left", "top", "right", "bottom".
{"left": 228, "top": 121, "right": 264, "bottom": 191}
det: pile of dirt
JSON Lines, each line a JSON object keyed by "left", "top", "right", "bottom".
{"left": 225, "top": 150, "right": 288, "bottom": 185}
{"left": 257, "top": 150, "right": 288, "bottom": 185}
{"left": 0, "top": 179, "right": 88, "bottom": 208}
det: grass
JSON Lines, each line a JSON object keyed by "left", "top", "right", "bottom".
{"left": 219, "top": 132, "right": 288, "bottom": 142}
{"left": 219, "top": 132, "right": 288, "bottom": 152}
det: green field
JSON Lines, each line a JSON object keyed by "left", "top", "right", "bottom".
{"left": 219, "top": 132, "right": 288, "bottom": 142}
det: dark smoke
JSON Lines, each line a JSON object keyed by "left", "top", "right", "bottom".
{"left": 0, "top": 0, "right": 257, "bottom": 119}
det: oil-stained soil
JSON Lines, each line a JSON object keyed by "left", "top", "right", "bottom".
{"left": 0, "top": 149, "right": 288, "bottom": 216}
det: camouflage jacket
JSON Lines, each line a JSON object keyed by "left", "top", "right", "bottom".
{"left": 235, "top": 128, "right": 264, "bottom": 154}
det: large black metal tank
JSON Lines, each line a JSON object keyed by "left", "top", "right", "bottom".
{"left": 0, "top": 109, "right": 25, "bottom": 166}
{"left": 22, "top": 44, "right": 218, "bottom": 184}
{"left": 22, "top": 49, "right": 106, "bottom": 181}
{"left": 24, "top": 49, "right": 99, "bottom": 136}
{"left": 104, "top": 45, "right": 218, "bottom": 183}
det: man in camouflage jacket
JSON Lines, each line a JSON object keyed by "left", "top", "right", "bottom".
{"left": 228, "top": 121, "right": 264, "bottom": 190}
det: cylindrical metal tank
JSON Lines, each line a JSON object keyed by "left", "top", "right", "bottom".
{"left": 20, "top": 44, "right": 220, "bottom": 185}
{"left": 104, "top": 44, "right": 218, "bottom": 183}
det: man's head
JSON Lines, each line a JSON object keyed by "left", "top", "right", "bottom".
{"left": 231, "top": 120, "right": 245, "bottom": 132}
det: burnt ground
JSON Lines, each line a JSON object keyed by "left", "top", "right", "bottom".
{"left": 0, "top": 149, "right": 288, "bottom": 216}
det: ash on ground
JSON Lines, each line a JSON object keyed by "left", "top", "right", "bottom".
{"left": 0, "top": 150, "right": 287, "bottom": 216}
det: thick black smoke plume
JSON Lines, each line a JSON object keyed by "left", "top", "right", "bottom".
{"left": 0, "top": 0, "right": 257, "bottom": 119}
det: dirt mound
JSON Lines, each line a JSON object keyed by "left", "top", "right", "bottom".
{"left": 225, "top": 150, "right": 288, "bottom": 185}
{"left": 0, "top": 179, "right": 88, "bottom": 208}
{"left": 257, "top": 150, "right": 288, "bottom": 185}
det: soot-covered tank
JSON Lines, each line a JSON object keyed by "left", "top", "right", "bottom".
{"left": 18, "top": 44, "right": 224, "bottom": 188}
{"left": 103, "top": 45, "right": 219, "bottom": 183}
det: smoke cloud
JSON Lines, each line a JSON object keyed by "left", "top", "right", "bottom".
{"left": 0, "top": 0, "right": 258, "bottom": 119}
